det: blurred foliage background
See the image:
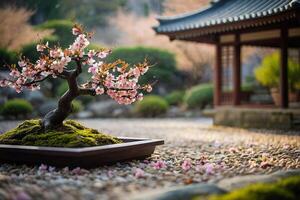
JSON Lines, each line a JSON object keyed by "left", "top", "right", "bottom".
{"left": 0, "top": 0, "right": 298, "bottom": 119}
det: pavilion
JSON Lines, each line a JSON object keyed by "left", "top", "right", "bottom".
{"left": 154, "top": 0, "right": 300, "bottom": 129}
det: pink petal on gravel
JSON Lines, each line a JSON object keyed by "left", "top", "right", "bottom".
{"left": 14, "top": 191, "right": 31, "bottom": 200}
{"left": 134, "top": 168, "right": 145, "bottom": 178}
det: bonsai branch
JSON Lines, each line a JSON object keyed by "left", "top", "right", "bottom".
{"left": 23, "top": 75, "right": 50, "bottom": 86}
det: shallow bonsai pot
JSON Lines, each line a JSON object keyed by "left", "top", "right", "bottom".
{"left": 0, "top": 137, "right": 164, "bottom": 168}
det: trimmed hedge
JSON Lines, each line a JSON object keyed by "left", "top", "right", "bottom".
{"left": 1, "top": 99, "right": 33, "bottom": 118}
{"left": 165, "top": 90, "right": 185, "bottom": 106}
{"left": 184, "top": 83, "right": 213, "bottom": 109}
{"left": 134, "top": 95, "right": 169, "bottom": 117}
{"left": 0, "top": 48, "right": 18, "bottom": 70}
{"left": 36, "top": 20, "right": 75, "bottom": 48}
{"left": 107, "top": 46, "right": 177, "bottom": 85}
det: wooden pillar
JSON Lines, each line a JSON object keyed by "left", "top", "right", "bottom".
{"left": 280, "top": 28, "right": 289, "bottom": 108}
{"left": 214, "top": 43, "right": 222, "bottom": 107}
{"left": 233, "top": 34, "right": 241, "bottom": 105}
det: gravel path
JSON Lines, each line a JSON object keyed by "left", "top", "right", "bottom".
{"left": 0, "top": 118, "right": 299, "bottom": 200}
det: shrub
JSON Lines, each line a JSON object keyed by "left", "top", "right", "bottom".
{"left": 106, "top": 46, "right": 177, "bottom": 85}
{"left": 0, "top": 48, "right": 18, "bottom": 70}
{"left": 36, "top": 20, "right": 75, "bottom": 48}
{"left": 184, "top": 83, "right": 213, "bottom": 109}
{"left": 1, "top": 99, "right": 33, "bottom": 118}
{"left": 254, "top": 52, "right": 300, "bottom": 91}
{"left": 71, "top": 100, "right": 83, "bottom": 114}
{"left": 135, "top": 95, "right": 169, "bottom": 117}
{"left": 165, "top": 90, "right": 185, "bottom": 106}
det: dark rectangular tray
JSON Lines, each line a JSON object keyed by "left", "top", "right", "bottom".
{"left": 0, "top": 137, "right": 164, "bottom": 168}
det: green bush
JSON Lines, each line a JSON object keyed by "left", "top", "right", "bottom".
{"left": 184, "top": 83, "right": 213, "bottom": 109}
{"left": 0, "top": 48, "right": 18, "bottom": 70}
{"left": 208, "top": 176, "right": 300, "bottom": 200}
{"left": 21, "top": 36, "right": 59, "bottom": 62}
{"left": 71, "top": 100, "right": 83, "bottom": 114}
{"left": 1, "top": 99, "right": 33, "bottom": 118}
{"left": 254, "top": 52, "right": 300, "bottom": 91}
{"left": 107, "top": 46, "right": 177, "bottom": 85}
{"left": 36, "top": 20, "right": 75, "bottom": 48}
{"left": 135, "top": 95, "right": 169, "bottom": 117}
{"left": 165, "top": 90, "right": 185, "bottom": 106}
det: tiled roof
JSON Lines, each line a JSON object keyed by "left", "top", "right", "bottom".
{"left": 154, "top": 0, "right": 300, "bottom": 33}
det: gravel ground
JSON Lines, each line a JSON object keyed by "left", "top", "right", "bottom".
{"left": 0, "top": 118, "right": 299, "bottom": 200}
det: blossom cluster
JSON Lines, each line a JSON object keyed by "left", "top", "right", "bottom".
{"left": 0, "top": 24, "right": 152, "bottom": 105}
{"left": 84, "top": 58, "right": 152, "bottom": 104}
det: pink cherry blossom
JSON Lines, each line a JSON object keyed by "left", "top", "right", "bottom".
{"left": 195, "top": 164, "right": 202, "bottom": 172}
{"left": 146, "top": 85, "right": 152, "bottom": 92}
{"left": 71, "top": 167, "right": 87, "bottom": 175}
{"left": 137, "top": 93, "right": 144, "bottom": 101}
{"left": 88, "top": 50, "right": 96, "bottom": 58}
{"left": 134, "top": 168, "right": 145, "bottom": 178}
{"left": 50, "top": 48, "right": 64, "bottom": 58}
{"left": 38, "top": 164, "right": 48, "bottom": 172}
{"left": 97, "top": 51, "right": 109, "bottom": 59}
{"left": 0, "top": 80, "right": 9, "bottom": 87}
{"left": 36, "top": 44, "right": 45, "bottom": 52}
{"left": 204, "top": 163, "right": 214, "bottom": 174}
{"left": 14, "top": 191, "right": 31, "bottom": 200}
{"left": 0, "top": 24, "right": 153, "bottom": 106}
{"left": 69, "top": 34, "right": 89, "bottom": 53}
{"left": 152, "top": 160, "right": 167, "bottom": 170}
{"left": 181, "top": 159, "right": 192, "bottom": 171}
{"left": 87, "top": 58, "right": 95, "bottom": 65}
{"left": 95, "top": 86, "right": 104, "bottom": 95}
{"left": 88, "top": 65, "right": 98, "bottom": 74}
{"left": 107, "top": 170, "right": 114, "bottom": 177}
{"left": 48, "top": 166, "right": 56, "bottom": 172}
{"left": 62, "top": 167, "right": 69, "bottom": 173}
{"left": 72, "top": 27, "right": 81, "bottom": 35}
{"left": 18, "top": 60, "right": 26, "bottom": 67}
{"left": 10, "top": 69, "right": 20, "bottom": 78}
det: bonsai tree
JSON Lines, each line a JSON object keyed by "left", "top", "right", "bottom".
{"left": 254, "top": 52, "right": 300, "bottom": 92}
{"left": 0, "top": 25, "right": 153, "bottom": 130}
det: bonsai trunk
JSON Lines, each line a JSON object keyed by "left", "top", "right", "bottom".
{"left": 42, "top": 76, "right": 79, "bottom": 130}
{"left": 41, "top": 60, "right": 96, "bottom": 130}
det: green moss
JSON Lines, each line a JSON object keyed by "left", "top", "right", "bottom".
{"left": 208, "top": 176, "right": 300, "bottom": 200}
{"left": 0, "top": 120, "right": 122, "bottom": 148}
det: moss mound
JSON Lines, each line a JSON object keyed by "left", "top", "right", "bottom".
{"left": 207, "top": 176, "right": 300, "bottom": 200}
{"left": 0, "top": 120, "right": 122, "bottom": 148}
